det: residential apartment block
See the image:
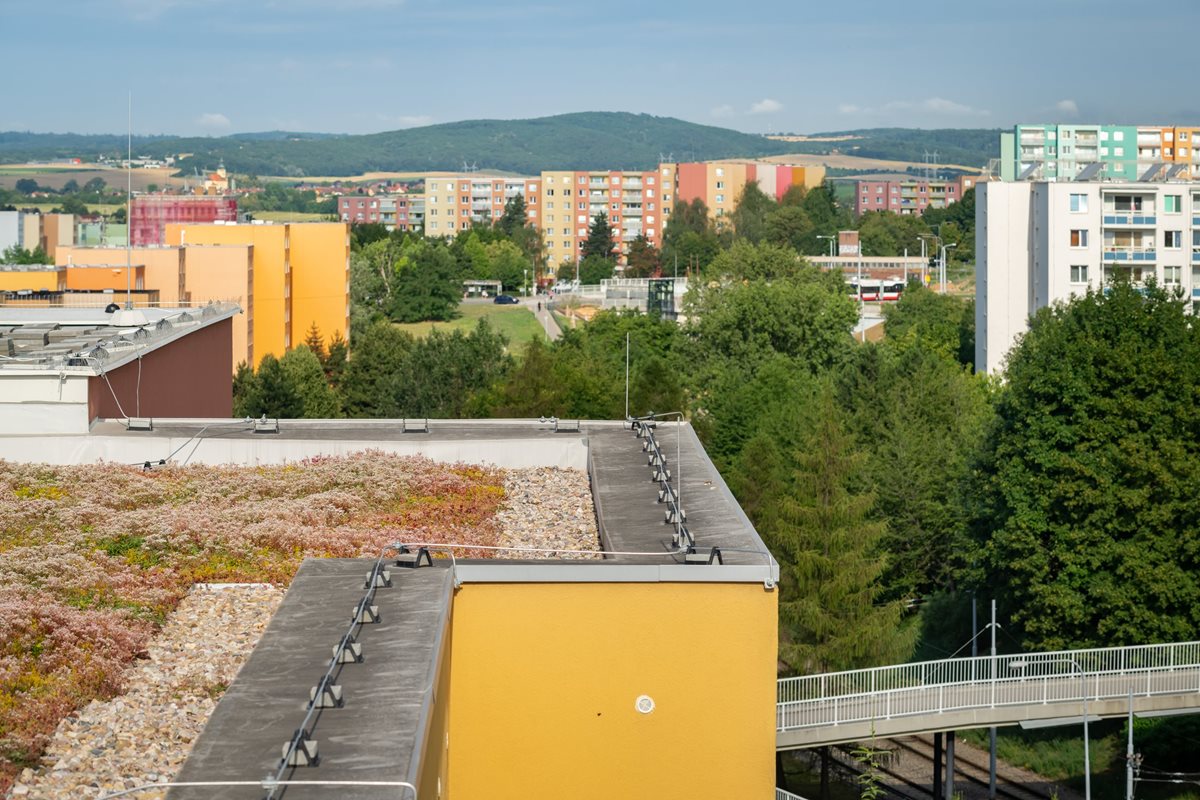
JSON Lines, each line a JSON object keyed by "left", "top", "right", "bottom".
{"left": 855, "top": 178, "right": 961, "bottom": 216}
{"left": 338, "top": 192, "right": 424, "bottom": 231}
{"left": 1000, "top": 124, "right": 1200, "bottom": 182}
{"left": 673, "top": 162, "right": 826, "bottom": 219}
{"left": 423, "top": 175, "right": 531, "bottom": 236}
{"left": 538, "top": 169, "right": 663, "bottom": 266}
{"left": 977, "top": 180, "right": 1200, "bottom": 372}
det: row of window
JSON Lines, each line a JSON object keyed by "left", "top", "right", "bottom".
{"left": 1070, "top": 265, "right": 1190, "bottom": 285}
{"left": 1069, "top": 194, "right": 1200, "bottom": 213}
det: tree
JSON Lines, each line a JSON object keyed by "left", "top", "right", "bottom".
{"left": 2, "top": 245, "right": 49, "bottom": 265}
{"left": 798, "top": 181, "right": 851, "bottom": 254}
{"left": 56, "top": 195, "right": 88, "bottom": 216}
{"left": 882, "top": 284, "right": 974, "bottom": 368}
{"left": 325, "top": 330, "right": 348, "bottom": 387}
{"left": 235, "top": 354, "right": 304, "bottom": 419}
{"left": 975, "top": 282, "right": 1200, "bottom": 649}
{"left": 581, "top": 212, "right": 614, "bottom": 261}
{"left": 340, "top": 322, "right": 414, "bottom": 417}
{"left": 83, "top": 177, "right": 107, "bottom": 194}
{"left": 389, "top": 240, "right": 462, "bottom": 323}
{"left": 485, "top": 239, "right": 527, "bottom": 291}
{"left": 497, "top": 194, "right": 527, "bottom": 237}
{"left": 577, "top": 254, "right": 614, "bottom": 285}
{"left": 61, "top": 179, "right": 80, "bottom": 194}
{"left": 662, "top": 199, "right": 721, "bottom": 274}
{"left": 765, "top": 205, "right": 814, "bottom": 253}
{"left": 280, "top": 346, "right": 342, "bottom": 418}
{"left": 303, "top": 322, "right": 327, "bottom": 362}
{"left": 350, "top": 221, "right": 390, "bottom": 249}
{"left": 729, "top": 182, "right": 774, "bottom": 244}
{"left": 15, "top": 178, "right": 38, "bottom": 194}
{"left": 624, "top": 234, "right": 661, "bottom": 278}
{"left": 761, "top": 389, "right": 914, "bottom": 674}
{"left": 856, "top": 211, "right": 929, "bottom": 258}
{"left": 703, "top": 240, "right": 804, "bottom": 281}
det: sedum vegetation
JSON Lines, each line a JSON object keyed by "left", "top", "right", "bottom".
{"left": 0, "top": 454, "right": 509, "bottom": 789}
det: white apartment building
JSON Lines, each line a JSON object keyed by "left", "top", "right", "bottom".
{"left": 978, "top": 180, "right": 1200, "bottom": 373}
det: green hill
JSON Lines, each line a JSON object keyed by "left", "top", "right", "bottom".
{"left": 0, "top": 114, "right": 1001, "bottom": 178}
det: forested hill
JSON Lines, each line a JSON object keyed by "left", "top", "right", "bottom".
{"left": 0, "top": 114, "right": 1000, "bottom": 177}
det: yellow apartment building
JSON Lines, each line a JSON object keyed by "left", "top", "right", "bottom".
{"left": 166, "top": 221, "right": 349, "bottom": 367}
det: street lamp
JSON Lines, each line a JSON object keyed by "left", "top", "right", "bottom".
{"left": 939, "top": 243, "right": 957, "bottom": 294}
{"left": 1010, "top": 657, "right": 1090, "bottom": 800}
{"left": 817, "top": 234, "right": 836, "bottom": 258}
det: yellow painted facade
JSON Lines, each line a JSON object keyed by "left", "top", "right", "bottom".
{"left": 0, "top": 268, "right": 63, "bottom": 292}
{"left": 182, "top": 245, "right": 255, "bottom": 367}
{"left": 57, "top": 246, "right": 184, "bottom": 304}
{"left": 166, "top": 222, "right": 349, "bottom": 366}
{"left": 444, "top": 581, "right": 778, "bottom": 799}
{"left": 287, "top": 223, "right": 350, "bottom": 350}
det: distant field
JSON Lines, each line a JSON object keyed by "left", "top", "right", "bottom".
{"left": 251, "top": 211, "right": 330, "bottom": 222}
{"left": 264, "top": 170, "right": 499, "bottom": 184}
{"left": 730, "top": 152, "right": 984, "bottom": 174}
{"left": 24, "top": 202, "right": 124, "bottom": 215}
{"left": 0, "top": 164, "right": 186, "bottom": 191}
{"left": 392, "top": 301, "right": 545, "bottom": 350}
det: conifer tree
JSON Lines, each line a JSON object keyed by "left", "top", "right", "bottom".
{"left": 581, "top": 212, "right": 614, "bottom": 261}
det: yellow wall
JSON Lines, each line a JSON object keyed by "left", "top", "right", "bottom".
{"left": 287, "top": 223, "right": 350, "bottom": 353}
{"left": 0, "top": 269, "right": 63, "bottom": 291}
{"left": 65, "top": 265, "right": 144, "bottom": 291}
{"left": 183, "top": 245, "right": 254, "bottom": 368}
{"left": 57, "top": 246, "right": 185, "bottom": 304}
{"left": 167, "top": 223, "right": 288, "bottom": 365}
{"left": 446, "top": 582, "right": 777, "bottom": 799}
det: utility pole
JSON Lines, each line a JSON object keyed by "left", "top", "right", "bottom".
{"left": 990, "top": 599, "right": 997, "bottom": 800}
{"left": 1126, "top": 690, "right": 1134, "bottom": 800}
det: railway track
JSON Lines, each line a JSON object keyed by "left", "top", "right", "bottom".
{"left": 889, "top": 736, "right": 1056, "bottom": 800}
{"left": 815, "top": 735, "right": 1064, "bottom": 800}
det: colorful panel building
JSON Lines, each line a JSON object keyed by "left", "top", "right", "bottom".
{"left": 1001, "top": 125, "right": 1200, "bottom": 182}
{"left": 130, "top": 195, "right": 238, "bottom": 246}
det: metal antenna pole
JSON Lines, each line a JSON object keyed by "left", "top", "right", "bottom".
{"left": 126, "top": 91, "right": 132, "bottom": 309}
{"left": 1126, "top": 690, "right": 1134, "bottom": 800}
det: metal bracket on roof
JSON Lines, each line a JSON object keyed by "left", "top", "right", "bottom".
{"left": 664, "top": 506, "right": 686, "bottom": 524}
{"left": 332, "top": 637, "right": 363, "bottom": 664}
{"left": 309, "top": 678, "right": 344, "bottom": 709}
{"left": 127, "top": 417, "right": 153, "bottom": 431}
{"left": 395, "top": 546, "right": 433, "bottom": 569}
{"left": 352, "top": 602, "right": 380, "bottom": 624}
{"left": 254, "top": 416, "right": 279, "bottom": 434}
{"left": 554, "top": 418, "right": 580, "bottom": 433}
{"left": 363, "top": 566, "right": 393, "bottom": 588}
{"left": 684, "top": 546, "right": 723, "bottom": 565}
{"left": 281, "top": 730, "right": 319, "bottom": 767}
{"left": 402, "top": 418, "right": 429, "bottom": 434}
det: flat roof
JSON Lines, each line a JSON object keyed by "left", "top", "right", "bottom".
{"left": 169, "top": 560, "right": 454, "bottom": 800}
{"left": 0, "top": 303, "right": 240, "bottom": 374}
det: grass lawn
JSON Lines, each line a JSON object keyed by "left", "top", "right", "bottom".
{"left": 250, "top": 210, "right": 331, "bottom": 222}
{"left": 393, "top": 301, "right": 545, "bottom": 351}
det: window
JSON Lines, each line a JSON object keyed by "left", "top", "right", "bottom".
{"left": 1114, "top": 147, "right": 1124, "bottom": 157}
{"left": 562, "top": 228, "right": 569, "bottom": 235}
{"left": 715, "top": 194, "right": 724, "bottom": 203}
{"left": 1164, "top": 195, "right": 1181, "bottom": 213}
{"left": 715, "top": 168, "right": 724, "bottom": 177}
{"left": 1114, "top": 195, "right": 1144, "bottom": 212}
{"left": 1164, "top": 265, "right": 1181, "bottom": 286}
{"left": 648, "top": 177, "right": 656, "bottom": 185}
{"left": 578, "top": 177, "right": 586, "bottom": 184}
{"left": 1069, "top": 194, "right": 1088, "bottom": 212}
{"left": 1070, "top": 264, "right": 1088, "bottom": 283}
{"left": 547, "top": 202, "right": 554, "bottom": 210}
{"left": 577, "top": 215, "right": 586, "bottom": 223}
{"left": 578, "top": 189, "right": 585, "bottom": 197}
{"left": 1165, "top": 230, "right": 1182, "bottom": 249}
{"left": 547, "top": 189, "right": 555, "bottom": 196}
{"left": 716, "top": 181, "right": 725, "bottom": 189}
{"left": 1114, "top": 131, "right": 1125, "bottom": 141}
{"left": 1070, "top": 229, "right": 1089, "bottom": 247}
{"left": 578, "top": 228, "right": 587, "bottom": 236}
{"left": 612, "top": 176, "right": 621, "bottom": 185}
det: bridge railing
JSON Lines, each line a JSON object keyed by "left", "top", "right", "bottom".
{"left": 778, "top": 640, "right": 1200, "bottom": 731}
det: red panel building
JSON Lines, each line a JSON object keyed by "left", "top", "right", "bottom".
{"left": 130, "top": 196, "right": 238, "bottom": 246}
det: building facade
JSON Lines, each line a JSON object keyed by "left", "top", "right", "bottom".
{"left": 1000, "top": 125, "right": 1200, "bottom": 182}
{"left": 976, "top": 180, "right": 1200, "bottom": 373}
{"left": 673, "top": 162, "right": 826, "bottom": 220}
{"left": 855, "top": 178, "right": 961, "bottom": 216}
{"left": 130, "top": 195, "right": 239, "bottom": 246}
{"left": 538, "top": 170, "right": 663, "bottom": 267}
{"left": 423, "top": 175, "right": 532, "bottom": 236}
{"left": 339, "top": 192, "right": 425, "bottom": 232}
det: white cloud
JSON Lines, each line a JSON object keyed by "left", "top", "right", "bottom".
{"left": 1056, "top": 99, "right": 1080, "bottom": 117}
{"left": 749, "top": 98, "right": 783, "bottom": 114}
{"left": 196, "top": 112, "right": 232, "bottom": 130}
{"left": 841, "top": 97, "right": 990, "bottom": 118}
{"left": 710, "top": 104, "right": 735, "bottom": 119}
{"left": 838, "top": 104, "right": 863, "bottom": 114}
{"left": 377, "top": 113, "right": 433, "bottom": 129}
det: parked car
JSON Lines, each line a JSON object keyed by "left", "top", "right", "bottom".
{"left": 493, "top": 294, "right": 519, "bottom": 304}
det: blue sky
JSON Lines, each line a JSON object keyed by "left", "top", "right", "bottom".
{"left": 3, "top": 0, "right": 1198, "bottom": 136}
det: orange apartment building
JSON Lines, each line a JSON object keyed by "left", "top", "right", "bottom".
{"left": 672, "top": 162, "right": 827, "bottom": 221}
{"left": 538, "top": 170, "right": 665, "bottom": 267}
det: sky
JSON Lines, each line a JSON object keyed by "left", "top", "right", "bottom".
{"left": 3, "top": 0, "right": 1198, "bottom": 137}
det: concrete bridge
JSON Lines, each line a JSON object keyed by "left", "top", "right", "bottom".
{"left": 777, "top": 641, "right": 1200, "bottom": 749}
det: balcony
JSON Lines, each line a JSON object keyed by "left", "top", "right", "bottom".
{"left": 1103, "top": 214, "right": 1156, "bottom": 226}
{"left": 1194, "top": 249, "right": 1200, "bottom": 262}
{"left": 1103, "top": 247, "right": 1156, "bottom": 261}
{"left": 1019, "top": 132, "right": 1046, "bottom": 144}
{"left": 622, "top": 180, "right": 643, "bottom": 189}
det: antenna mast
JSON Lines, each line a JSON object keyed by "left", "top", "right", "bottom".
{"left": 126, "top": 91, "right": 132, "bottom": 309}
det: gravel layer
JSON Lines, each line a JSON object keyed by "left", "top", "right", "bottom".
{"left": 5, "top": 468, "right": 598, "bottom": 798}
{"left": 7, "top": 584, "right": 284, "bottom": 800}
{"left": 494, "top": 467, "right": 600, "bottom": 558}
